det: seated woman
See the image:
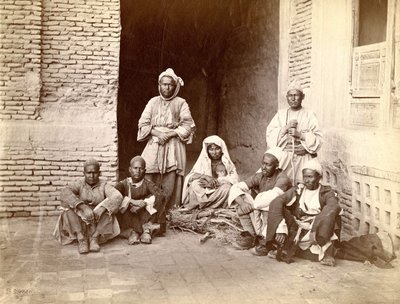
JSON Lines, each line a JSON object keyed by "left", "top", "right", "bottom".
{"left": 53, "top": 159, "right": 122, "bottom": 254}
{"left": 181, "top": 135, "right": 239, "bottom": 210}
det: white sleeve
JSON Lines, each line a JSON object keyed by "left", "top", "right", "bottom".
{"left": 253, "top": 187, "right": 284, "bottom": 210}
{"left": 227, "top": 182, "right": 249, "bottom": 206}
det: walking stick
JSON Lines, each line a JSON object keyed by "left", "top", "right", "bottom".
{"left": 289, "top": 121, "right": 298, "bottom": 185}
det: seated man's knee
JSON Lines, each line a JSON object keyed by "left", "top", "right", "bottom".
{"left": 63, "top": 208, "right": 81, "bottom": 221}
{"left": 236, "top": 198, "right": 253, "bottom": 216}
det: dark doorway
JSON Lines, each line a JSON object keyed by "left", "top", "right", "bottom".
{"left": 117, "top": 0, "right": 279, "bottom": 178}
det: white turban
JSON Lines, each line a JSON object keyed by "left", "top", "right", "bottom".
{"left": 287, "top": 79, "right": 303, "bottom": 93}
{"left": 302, "top": 158, "right": 323, "bottom": 176}
{"left": 158, "top": 68, "right": 184, "bottom": 101}
{"left": 264, "top": 147, "right": 284, "bottom": 167}
{"left": 158, "top": 68, "right": 184, "bottom": 86}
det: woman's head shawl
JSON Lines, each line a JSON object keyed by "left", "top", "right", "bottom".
{"left": 302, "top": 158, "right": 323, "bottom": 176}
{"left": 158, "top": 68, "right": 184, "bottom": 101}
{"left": 190, "top": 135, "right": 235, "bottom": 176}
{"left": 264, "top": 147, "right": 284, "bottom": 168}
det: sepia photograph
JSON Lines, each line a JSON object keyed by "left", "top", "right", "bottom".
{"left": 0, "top": 0, "right": 399, "bottom": 303}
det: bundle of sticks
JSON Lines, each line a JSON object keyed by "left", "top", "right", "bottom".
{"left": 169, "top": 208, "right": 243, "bottom": 245}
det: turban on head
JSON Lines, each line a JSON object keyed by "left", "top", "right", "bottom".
{"left": 130, "top": 155, "right": 146, "bottom": 167}
{"left": 264, "top": 147, "right": 284, "bottom": 168}
{"left": 287, "top": 79, "right": 303, "bottom": 93}
{"left": 158, "top": 68, "right": 184, "bottom": 86}
{"left": 302, "top": 158, "right": 323, "bottom": 176}
{"left": 84, "top": 158, "right": 100, "bottom": 170}
{"left": 158, "top": 68, "right": 184, "bottom": 101}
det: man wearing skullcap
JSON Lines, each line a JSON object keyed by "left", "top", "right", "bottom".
{"left": 227, "top": 147, "right": 292, "bottom": 250}
{"left": 138, "top": 68, "right": 195, "bottom": 234}
{"left": 115, "top": 156, "right": 166, "bottom": 245}
{"left": 54, "top": 159, "right": 123, "bottom": 254}
{"left": 260, "top": 158, "right": 341, "bottom": 266}
{"left": 266, "top": 79, "right": 322, "bottom": 184}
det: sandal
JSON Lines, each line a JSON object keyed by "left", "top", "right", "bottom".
{"left": 128, "top": 231, "right": 140, "bottom": 245}
{"left": 140, "top": 231, "right": 152, "bottom": 244}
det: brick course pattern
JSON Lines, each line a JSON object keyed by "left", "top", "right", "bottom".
{"left": 288, "top": 0, "right": 312, "bottom": 88}
{"left": 0, "top": 0, "right": 42, "bottom": 120}
{"left": 0, "top": 0, "right": 121, "bottom": 217}
{"left": 40, "top": 0, "right": 120, "bottom": 105}
{"left": 0, "top": 145, "right": 119, "bottom": 217}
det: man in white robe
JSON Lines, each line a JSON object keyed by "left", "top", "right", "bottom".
{"left": 266, "top": 80, "right": 322, "bottom": 184}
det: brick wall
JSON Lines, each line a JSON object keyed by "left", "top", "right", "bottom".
{"left": 0, "top": 142, "right": 118, "bottom": 218}
{"left": 0, "top": 0, "right": 121, "bottom": 217}
{"left": 40, "top": 0, "right": 120, "bottom": 107}
{"left": 0, "top": 0, "right": 42, "bottom": 120}
{"left": 288, "top": 0, "right": 312, "bottom": 88}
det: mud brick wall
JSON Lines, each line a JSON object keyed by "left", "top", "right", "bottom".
{"left": 0, "top": 0, "right": 42, "bottom": 120}
{"left": 0, "top": 0, "right": 121, "bottom": 217}
{"left": 288, "top": 0, "right": 312, "bottom": 88}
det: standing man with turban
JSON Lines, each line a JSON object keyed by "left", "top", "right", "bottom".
{"left": 266, "top": 80, "right": 322, "bottom": 185}
{"left": 227, "top": 147, "right": 292, "bottom": 250}
{"left": 138, "top": 68, "right": 195, "bottom": 234}
{"left": 54, "top": 159, "right": 122, "bottom": 254}
{"left": 263, "top": 159, "right": 341, "bottom": 266}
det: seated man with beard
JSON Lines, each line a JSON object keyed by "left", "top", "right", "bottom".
{"left": 115, "top": 156, "right": 166, "bottom": 245}
{"left": 228, "top": 147, "right": 292, "bottom": 250}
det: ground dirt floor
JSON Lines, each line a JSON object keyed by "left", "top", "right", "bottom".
{"left": 0, "top": 217, "right": 399, "bottom": 304}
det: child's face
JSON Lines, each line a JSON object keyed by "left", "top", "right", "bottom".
{"left": 216, "top": 169, "right": 227, "bottom": 177}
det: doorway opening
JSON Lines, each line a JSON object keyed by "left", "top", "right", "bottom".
{"left": 117, "top": 0, "right": 279, "bottom": 178}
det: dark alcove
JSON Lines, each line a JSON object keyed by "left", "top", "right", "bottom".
{"left": 117, "top": 0, "right": 279, "bottom": 178}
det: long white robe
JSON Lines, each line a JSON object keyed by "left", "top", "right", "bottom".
{"left": 266, "top": 107, "right": 322, "bottom": 184}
